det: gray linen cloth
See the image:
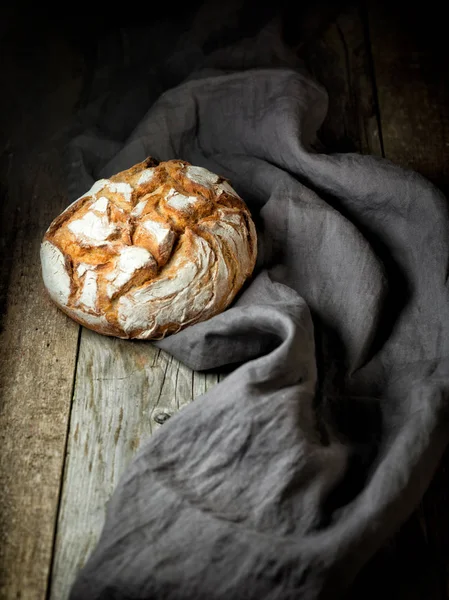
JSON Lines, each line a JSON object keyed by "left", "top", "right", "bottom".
{"left": 66, "top": 11, "right": 449, "bottom": 600}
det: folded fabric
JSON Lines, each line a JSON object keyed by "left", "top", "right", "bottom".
{"left": 66, "top": 12, "right": 449, "bottom": 600}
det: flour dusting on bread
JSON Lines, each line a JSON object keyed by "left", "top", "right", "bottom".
{"left": 41, "top": 158, "right": 257, "bottom": 339}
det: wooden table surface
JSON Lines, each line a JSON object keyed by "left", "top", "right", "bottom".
{"left": 1, "top": 2, "right": 448, "bottom": 599}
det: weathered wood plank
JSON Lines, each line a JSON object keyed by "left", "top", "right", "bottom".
{"left": 367, "top": 1, "right": 449, "bottom": 193}
{"left": 0, "top": 27, "right": 83, "bottom": 600}
{"left": 50, "top": 330, "right": 219, "bottom": 600}
{"left": 367, "top": 2, "right": 449, "bottom": 598}
{"left": 303, "top": 2, "right": 382, "bottom": 156}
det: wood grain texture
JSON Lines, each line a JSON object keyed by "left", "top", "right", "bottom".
{"left": 303, "top": 2, "right": 382, "bottom": 156}
{"left": 367, "top": 0, "right": 449, "bottom": 194}
{"left": 367, "top": 2, "right": 449, "bottom": 598}
{"left": 50, "top": 329, "right": 219, "bottom": 600}
{"left": 0, "top": 27, "right": 83, "bottom": 600}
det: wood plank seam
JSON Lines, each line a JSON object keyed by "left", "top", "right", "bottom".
{"left": 360, "top": 1, "right": 385, "bottom": 157}
{"left": 44, "top": 325, "right": 82, "bottom": 600}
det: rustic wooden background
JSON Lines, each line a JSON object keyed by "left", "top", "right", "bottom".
{"left": 1, "top": 1, "right": 448, "bottom": 598}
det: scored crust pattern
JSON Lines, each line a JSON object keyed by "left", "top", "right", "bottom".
{"left": 40, "top": 158, "right": 257, "bottom": 339}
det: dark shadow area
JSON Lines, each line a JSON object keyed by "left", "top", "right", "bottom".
{"left": 319, "top": 394, "right": 383, "bottom": 526}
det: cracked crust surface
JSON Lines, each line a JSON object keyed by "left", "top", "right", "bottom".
{"left": 40, "top": 158, "right": 257, "bottom": 339}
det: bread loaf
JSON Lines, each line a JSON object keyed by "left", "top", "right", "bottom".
{"left": 40, "top": 158, "right": 257, "bottom": 339}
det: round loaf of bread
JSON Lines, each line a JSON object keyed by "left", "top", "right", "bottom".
{"left": 40, "top": 158, "right": 257, "bottom": 339}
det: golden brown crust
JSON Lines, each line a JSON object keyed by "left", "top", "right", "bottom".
{"left": 40, "top": 158, "right": 257, "bottom": 339}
